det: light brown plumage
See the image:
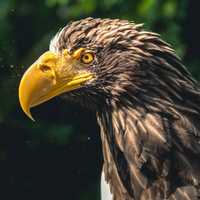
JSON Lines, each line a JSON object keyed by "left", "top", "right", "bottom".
{"left": 49, "top": 18, "right": 200, "bottom": 200}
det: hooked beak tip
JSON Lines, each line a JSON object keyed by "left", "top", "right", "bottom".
{"left": 26, "top": 111, "right": 35, "bottom": 122}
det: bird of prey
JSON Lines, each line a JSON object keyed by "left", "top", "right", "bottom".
{"left": 19, "top": 18, "right": 200, "bottom": 200}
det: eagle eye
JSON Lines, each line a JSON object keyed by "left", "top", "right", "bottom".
{"left": 80, "top": 52, "right": 94, "bottom": 64}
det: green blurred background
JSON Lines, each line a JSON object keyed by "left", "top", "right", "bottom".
{"left": 0, "top": 0, "right": 199, "bottom": 199}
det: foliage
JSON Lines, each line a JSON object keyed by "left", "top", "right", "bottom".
{"left": 0, "top": 0, "right": 199, "bottom": 199}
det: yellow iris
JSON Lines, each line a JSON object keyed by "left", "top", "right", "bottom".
{"left": 81, "top": 52, "right": 94, "bottom": 64}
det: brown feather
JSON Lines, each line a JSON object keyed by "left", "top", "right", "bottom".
{"left": 50, "top": 18, "right": 200, "bottom": 200}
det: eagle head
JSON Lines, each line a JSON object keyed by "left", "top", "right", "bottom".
{"left": 19, "top": 17, "right": 193, "bottom": 120}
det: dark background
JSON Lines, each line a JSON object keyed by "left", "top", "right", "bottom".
{"left": 0, "top": 0, "right": 199, "bottom": 199}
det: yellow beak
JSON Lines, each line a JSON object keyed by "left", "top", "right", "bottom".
{"left": 19, "top": 50, "right": 93, "bottom": 120}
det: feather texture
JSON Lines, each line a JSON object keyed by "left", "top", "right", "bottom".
{"left": 50, "top": 18, "right": 200, "bottom": 200}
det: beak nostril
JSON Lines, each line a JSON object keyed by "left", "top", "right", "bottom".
{"left": 39, "top": 65, "right": 51, "bottom": 73}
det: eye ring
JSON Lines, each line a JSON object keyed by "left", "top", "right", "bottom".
{"left": 80, "top": 52, "right": 94, "bottom": 64}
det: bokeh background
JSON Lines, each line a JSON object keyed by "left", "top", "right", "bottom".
{"left": 0, "top": 0, "right": 199, "bottom": 199}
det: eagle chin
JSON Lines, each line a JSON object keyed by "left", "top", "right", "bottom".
{"left": 19, "top": 18, "right": 200, "bottom": 200}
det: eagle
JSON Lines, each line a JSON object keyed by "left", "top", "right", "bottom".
{"left": 18, "top": 18, "right": 200, "bottom": 200}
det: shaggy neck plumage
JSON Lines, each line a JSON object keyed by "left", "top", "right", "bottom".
{"left": 53, "top": 17, "right": 200, "bottom": 199}
{"left": 97, "top": 100, "right": 148, "bottom": 199}
{"left": 96, "top": 56, "right": 200, "bottom": 200}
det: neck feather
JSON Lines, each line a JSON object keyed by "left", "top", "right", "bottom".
{"left": 97, "top": 102, "right": 148, "bottom": 199}
{"left": 97, "top": 83, "right": 200, "bottom": 199}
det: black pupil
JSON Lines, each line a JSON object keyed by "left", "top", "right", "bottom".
{"left": 84, "top": 55, "right": 89, "bottom": 60}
